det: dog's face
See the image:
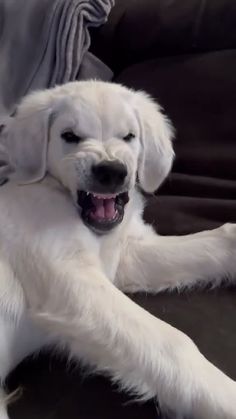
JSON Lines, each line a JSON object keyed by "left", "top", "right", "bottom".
{"left": 0, "top": 81, "right": 174, "bottom": 234}
{"left": 46, "top": 85, "right": 141, "bottom": 233}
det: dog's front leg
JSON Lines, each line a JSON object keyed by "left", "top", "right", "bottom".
{"left": 0, "top": 393, "right": 9, "bottom": 419}
{"left": 21, "top": 255, "right": 236, "bottom": 419}
{"left": 116, "top": 221, "right": 236, "bottom": 293}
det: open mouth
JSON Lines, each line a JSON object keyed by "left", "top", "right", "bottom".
{"left": 77, "top": 190, "right": 129, "bottom": 233}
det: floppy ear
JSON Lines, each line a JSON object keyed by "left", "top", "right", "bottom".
{"left": 134, "top": 91, "right": 174, "bottom": 193}
{"left": 0, "top": 107, "right": 51, "bottom": 184}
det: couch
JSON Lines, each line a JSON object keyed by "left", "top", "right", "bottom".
{"left": 7, "top": 0, "right": 236, "bottom": 418}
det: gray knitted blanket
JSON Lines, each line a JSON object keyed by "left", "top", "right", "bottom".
{"left": 0, "top": 0, "right": 114, "bottom": 114}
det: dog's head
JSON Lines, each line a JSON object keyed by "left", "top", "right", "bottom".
{"left": 0, "top": 81, "right": 174, "bottom": 234}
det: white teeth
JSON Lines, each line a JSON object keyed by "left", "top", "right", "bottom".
{"left": 85, "top": 191, "right": 119, "bottom": 200}
{"left": 91, "top": 193, "right": 117, "bottom": 200}
{"left": 110, "top": 211, "right": 118, "bottom": 220}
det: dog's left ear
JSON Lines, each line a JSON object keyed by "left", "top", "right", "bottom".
{"left": 134, "top": 91, "right": 174, "bottom": 193}
{"left": 1, "top": 107, "right": 51, "bottom": 184}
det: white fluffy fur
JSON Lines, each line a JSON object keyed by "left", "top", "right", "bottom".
{"left": 0, "top": 81, "right": 236, "bottom": 419}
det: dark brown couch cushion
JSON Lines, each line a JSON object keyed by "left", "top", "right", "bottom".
{"left": 91, "top": 0, "right": 236, "bottom": 74}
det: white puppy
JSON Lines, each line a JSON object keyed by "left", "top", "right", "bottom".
{"left": 0, "top": 81, "right": 236, "bottom": 419}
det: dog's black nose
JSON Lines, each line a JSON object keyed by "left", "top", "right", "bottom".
{"left": 92, "top": 161, "right": 127, "bottom": 188}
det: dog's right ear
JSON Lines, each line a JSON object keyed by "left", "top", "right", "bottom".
{"left": 133, "top": 91, "right": 175, "bottom": 193}
{"left": 0, "top": 106, "right": 51, "bottom": 184}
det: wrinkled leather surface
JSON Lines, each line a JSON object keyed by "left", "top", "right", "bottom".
{"left": 8, "top": 1, "right": 236, "bottom": 418}
{"left": 91, "top": 0, "right": 236, "bottom": 74}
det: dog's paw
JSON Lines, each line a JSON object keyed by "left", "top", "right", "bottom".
{"left": 219, "top": 223, "right": 236, "bottom": 252}
{"left": 221, "top": 222, "right": 236, "bottom": 236}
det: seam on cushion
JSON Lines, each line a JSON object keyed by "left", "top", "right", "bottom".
{"left": 192, "top": 0, "right": 207, "bottom": 48}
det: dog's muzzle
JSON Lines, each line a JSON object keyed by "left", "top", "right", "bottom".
{"left": 77, "top": 160, "right": 129, "bottom": 234}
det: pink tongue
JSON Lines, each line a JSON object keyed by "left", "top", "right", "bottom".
{"left": 91, "top": 197, "right": 116, "bottom": 220}
{"left": 104, "top": 199, "right": 116, "bottom": 219}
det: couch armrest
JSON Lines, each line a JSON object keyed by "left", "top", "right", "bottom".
{"left": 91, "top": 0, "right": 236, "bottom": 74}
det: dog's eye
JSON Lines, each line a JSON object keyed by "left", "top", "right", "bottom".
{"left": 61, "top": 131, "right": 82, "bottom": 144}
{"left": 123, "top": 133, "right": 135, "bottom": 142}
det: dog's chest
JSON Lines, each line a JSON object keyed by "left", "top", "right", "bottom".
{"left": 99, "top": 236, "right": 121, "bottom": 282}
